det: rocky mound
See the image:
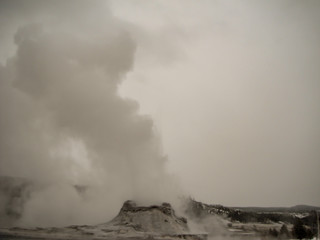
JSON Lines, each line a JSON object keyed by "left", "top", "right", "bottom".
{"left": 0, "top": 201, "right": 207, "bottom": 240}
{"left": 109, "top": 200, "right": 189, "bottom": 234}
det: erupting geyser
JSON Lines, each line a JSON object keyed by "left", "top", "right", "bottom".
{"left": 0, "top": 201, "right": 208, "bottom": 240}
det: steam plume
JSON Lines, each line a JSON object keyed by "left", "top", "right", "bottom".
{"left": 0, "top": 0, "right": 179, "bottom": 227}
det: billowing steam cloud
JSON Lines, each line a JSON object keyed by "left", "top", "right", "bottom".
{"left": 0, "top": 0, "right": 179, "bottom": 227}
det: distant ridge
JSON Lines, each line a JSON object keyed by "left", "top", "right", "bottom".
{"left": 185, "top": 198, "right": 319, "bottom": 226}
{"left": 231, "top": 205, "right": 320, "bottom": 213}
{"left": 184, "top": 197, "right": 320, "bottom": 214}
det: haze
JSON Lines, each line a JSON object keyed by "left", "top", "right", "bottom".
{"left": 0, "top": 0, "right": 319, "bottom": 227}
{"left": 115, "top": 0, "right": 320, "bottom": 207}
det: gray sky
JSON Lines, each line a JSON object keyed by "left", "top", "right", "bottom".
{"left": 0, "top": 0, "right": 319, "bottom": 227}
{"left": 113, "top": 0, "right": 320, "bottom": 207}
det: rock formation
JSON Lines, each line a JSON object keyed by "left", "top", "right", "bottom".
{"left": 0, "top": 200, "right": 207, "bottom": 240}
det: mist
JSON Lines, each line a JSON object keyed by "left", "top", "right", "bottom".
{"left": 116, "top": 0, "right": 320, "bottom": 207}
{"left": 1, "top": 0, "right": 320, "bottom": 229}
{"left": 0, "top": 0, "right": 180, "bottom": 227}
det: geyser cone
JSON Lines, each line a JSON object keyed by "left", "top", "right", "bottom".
{"left": 109, "top": 200, "right": 189, "bottom": 234}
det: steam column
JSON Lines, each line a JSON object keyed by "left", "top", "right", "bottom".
{"left": 317, "top": 211, "right": 319, "bottom": 240}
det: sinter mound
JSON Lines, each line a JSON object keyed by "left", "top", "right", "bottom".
{"left": 110, "top": 200, "right": 189, "bottom": 234}
{"left": 0, "top": 200, "right": 207, "bottom": 240}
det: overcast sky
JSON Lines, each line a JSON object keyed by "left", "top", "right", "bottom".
{"left": 0, "top": 1, "right": 319, "bottom": 226}
{"left": 113, "top": 0, "right": 320, "bottom": 207}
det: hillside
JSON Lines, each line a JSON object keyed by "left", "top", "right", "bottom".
{"left": 184, "top": 198, "right": 319, "bottom": 239}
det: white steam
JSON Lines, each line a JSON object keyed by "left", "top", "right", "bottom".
{"left": 0, "top": 0, "right": 180, "bottom": 227}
